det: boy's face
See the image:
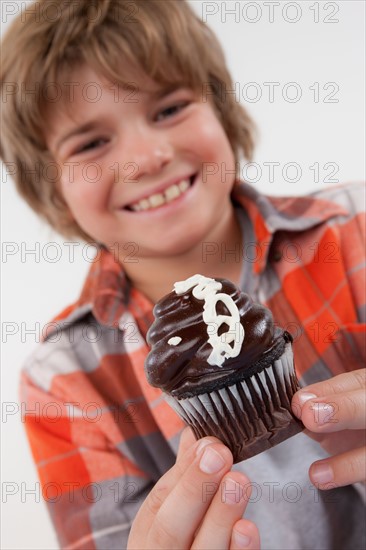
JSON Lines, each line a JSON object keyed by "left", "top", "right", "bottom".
{"left": 46, "top": 65, "right": 236, "bottom": 259}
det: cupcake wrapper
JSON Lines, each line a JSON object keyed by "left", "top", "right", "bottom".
{"left": 164, "top": 343, "right": 304, "bottom": 463}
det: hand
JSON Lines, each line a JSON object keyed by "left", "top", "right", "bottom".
{"left": 291, "top": 368, "right": 366, "bottom": 490}
{"left": 128, "top": 427, "right": 260, "bottom": 549}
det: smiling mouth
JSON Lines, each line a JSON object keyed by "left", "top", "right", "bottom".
{"left": 125, "top": 175, "right": 195, "bottom": 212}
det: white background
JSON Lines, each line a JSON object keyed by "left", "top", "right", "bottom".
{"left": 1, "top": 1, "right": 365, "bottom": 548}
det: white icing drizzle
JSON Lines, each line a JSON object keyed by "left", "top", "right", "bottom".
{"left": 168, "top": 336, "right": 182, "bottom": 346}
{"left": 174, "top": 274, "right": 244, "bottom": 366}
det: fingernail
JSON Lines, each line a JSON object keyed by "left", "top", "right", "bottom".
{"left": 311, "top": 402, "right": 335, "bottom": 424}
{"left": 297, "top": 392, "right": 317, "bottom": 406}
{"left": 222, "top": 477, "right": 242, "bottom": 504}
{"left": 292, "top": 392, "right": 317, "bottom": 418}
{"left": 200, "top": 447, "right": 226, "bottom": 474}
{"left": 196, "top": 439, "right": 214, "bottom": 456}
{"left": 311, "top": 463, "right": 334, "bottom": 484}
{"left": 233, "top": 530, "right": 251, "bottom": 548}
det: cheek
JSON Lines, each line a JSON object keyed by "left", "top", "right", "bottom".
{"left": 187, "top": 111, "right": 234, "bottom": 163}
{"left": 60, "top": 170, "right": 106, "bottom": 212}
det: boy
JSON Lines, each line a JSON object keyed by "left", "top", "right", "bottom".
{"left": 1, "top": 1, "right": 365, "bottom": 548}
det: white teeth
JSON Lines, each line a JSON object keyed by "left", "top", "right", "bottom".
{"left": 149, "top": 193, "right": 165, "bottom": 207}
{"left": 178, "top": 179, "right": 190, "bottom": 192}
{"left": 129, "top": 177, "right": 192, "bottom": 212}
{"left": 139, "top": 199, "right": 150, "bottom": 210}
{"left": 165, "top": 184, "right": 180, "bottom": 202}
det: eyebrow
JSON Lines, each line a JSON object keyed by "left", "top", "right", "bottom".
{"left": 138, "top": 83, "right": 187, "bottom": 103}
{"left": 150, "top": 85, "right": 182, "bottom": 98}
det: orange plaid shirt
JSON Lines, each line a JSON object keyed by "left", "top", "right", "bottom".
{"left": 20, "top": 182, "right": 365, "bottom": 549}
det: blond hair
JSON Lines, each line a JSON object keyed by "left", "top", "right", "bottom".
{"left": 1, "top": 0, "right": 255, "bottom": 241}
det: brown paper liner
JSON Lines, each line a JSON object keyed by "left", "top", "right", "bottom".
{"left": 164, "top": 343, "right": 304, "bottom": 463}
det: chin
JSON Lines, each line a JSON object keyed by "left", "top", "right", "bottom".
{"left": 147, "top": 236, "right": 203, "bottom": 258}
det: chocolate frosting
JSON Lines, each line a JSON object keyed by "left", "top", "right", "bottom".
{"left": 145, "top": 275, "right": 291, "bottom": 398}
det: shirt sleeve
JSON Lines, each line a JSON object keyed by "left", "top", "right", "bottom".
{"left": 20, "top": 371, "right": 153, "bottom": 549}
{"left": 334, "top": 183, "right": 366, "bottom": 362}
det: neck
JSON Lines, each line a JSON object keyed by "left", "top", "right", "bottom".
{"left": 122, "top": 205, "right": 243, "bottom": 303}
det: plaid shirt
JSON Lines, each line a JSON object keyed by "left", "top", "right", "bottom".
{"left": 21, "top": 182, "right": 365, "bottom": 549}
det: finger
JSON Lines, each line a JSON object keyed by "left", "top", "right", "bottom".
{"left": 147, "top": 442, "right": 233, "bottom": 549}
{"left": 295, "top": 389, "right": 366, "bottom": 432}
{"left": 292, "top": 369, "right": 366, "bottom": 414}
{"left": 309, "top": 446, "right": 366, "bottom": 488}
{"left": 191, "top": 471, "right": 251, "bottom": 549}
{"left": 304, "top": 428, "right": 366, "bottom": 455}
{"left": 130, "top": 436, "right": 219, "bottom": 547}
{"left": 177, "top": 426, "right": 197, "bottom": 461}
{"left": 231, "top": 519, "right": 261, "bottom": 550}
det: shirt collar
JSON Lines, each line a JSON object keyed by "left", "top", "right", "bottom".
{"left": 77, "top": 245, "right": 131, "bottom": 327}
{"left": 232, "top": 182, "right": 347, "bottom": 273}
{"left": 72, "top": 182, "right": 348, "bottom": 328}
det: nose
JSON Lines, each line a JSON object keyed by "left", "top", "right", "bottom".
{"left": 122, "top": 126, "right": 173, "bottom": 181}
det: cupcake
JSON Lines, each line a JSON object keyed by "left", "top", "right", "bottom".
{"left": 145, "top": 274, "right": 304, "bottom": 463}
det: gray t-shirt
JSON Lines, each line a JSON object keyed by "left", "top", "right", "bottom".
{"left": 233, "top": 432, "right": 365, "bottom": 550}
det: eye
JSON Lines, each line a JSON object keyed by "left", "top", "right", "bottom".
{"left": 75, "top": 138, "right": 108, "bottom": 154}
{"left": 155, "top": 101, "right": 190, "bottom": 122}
